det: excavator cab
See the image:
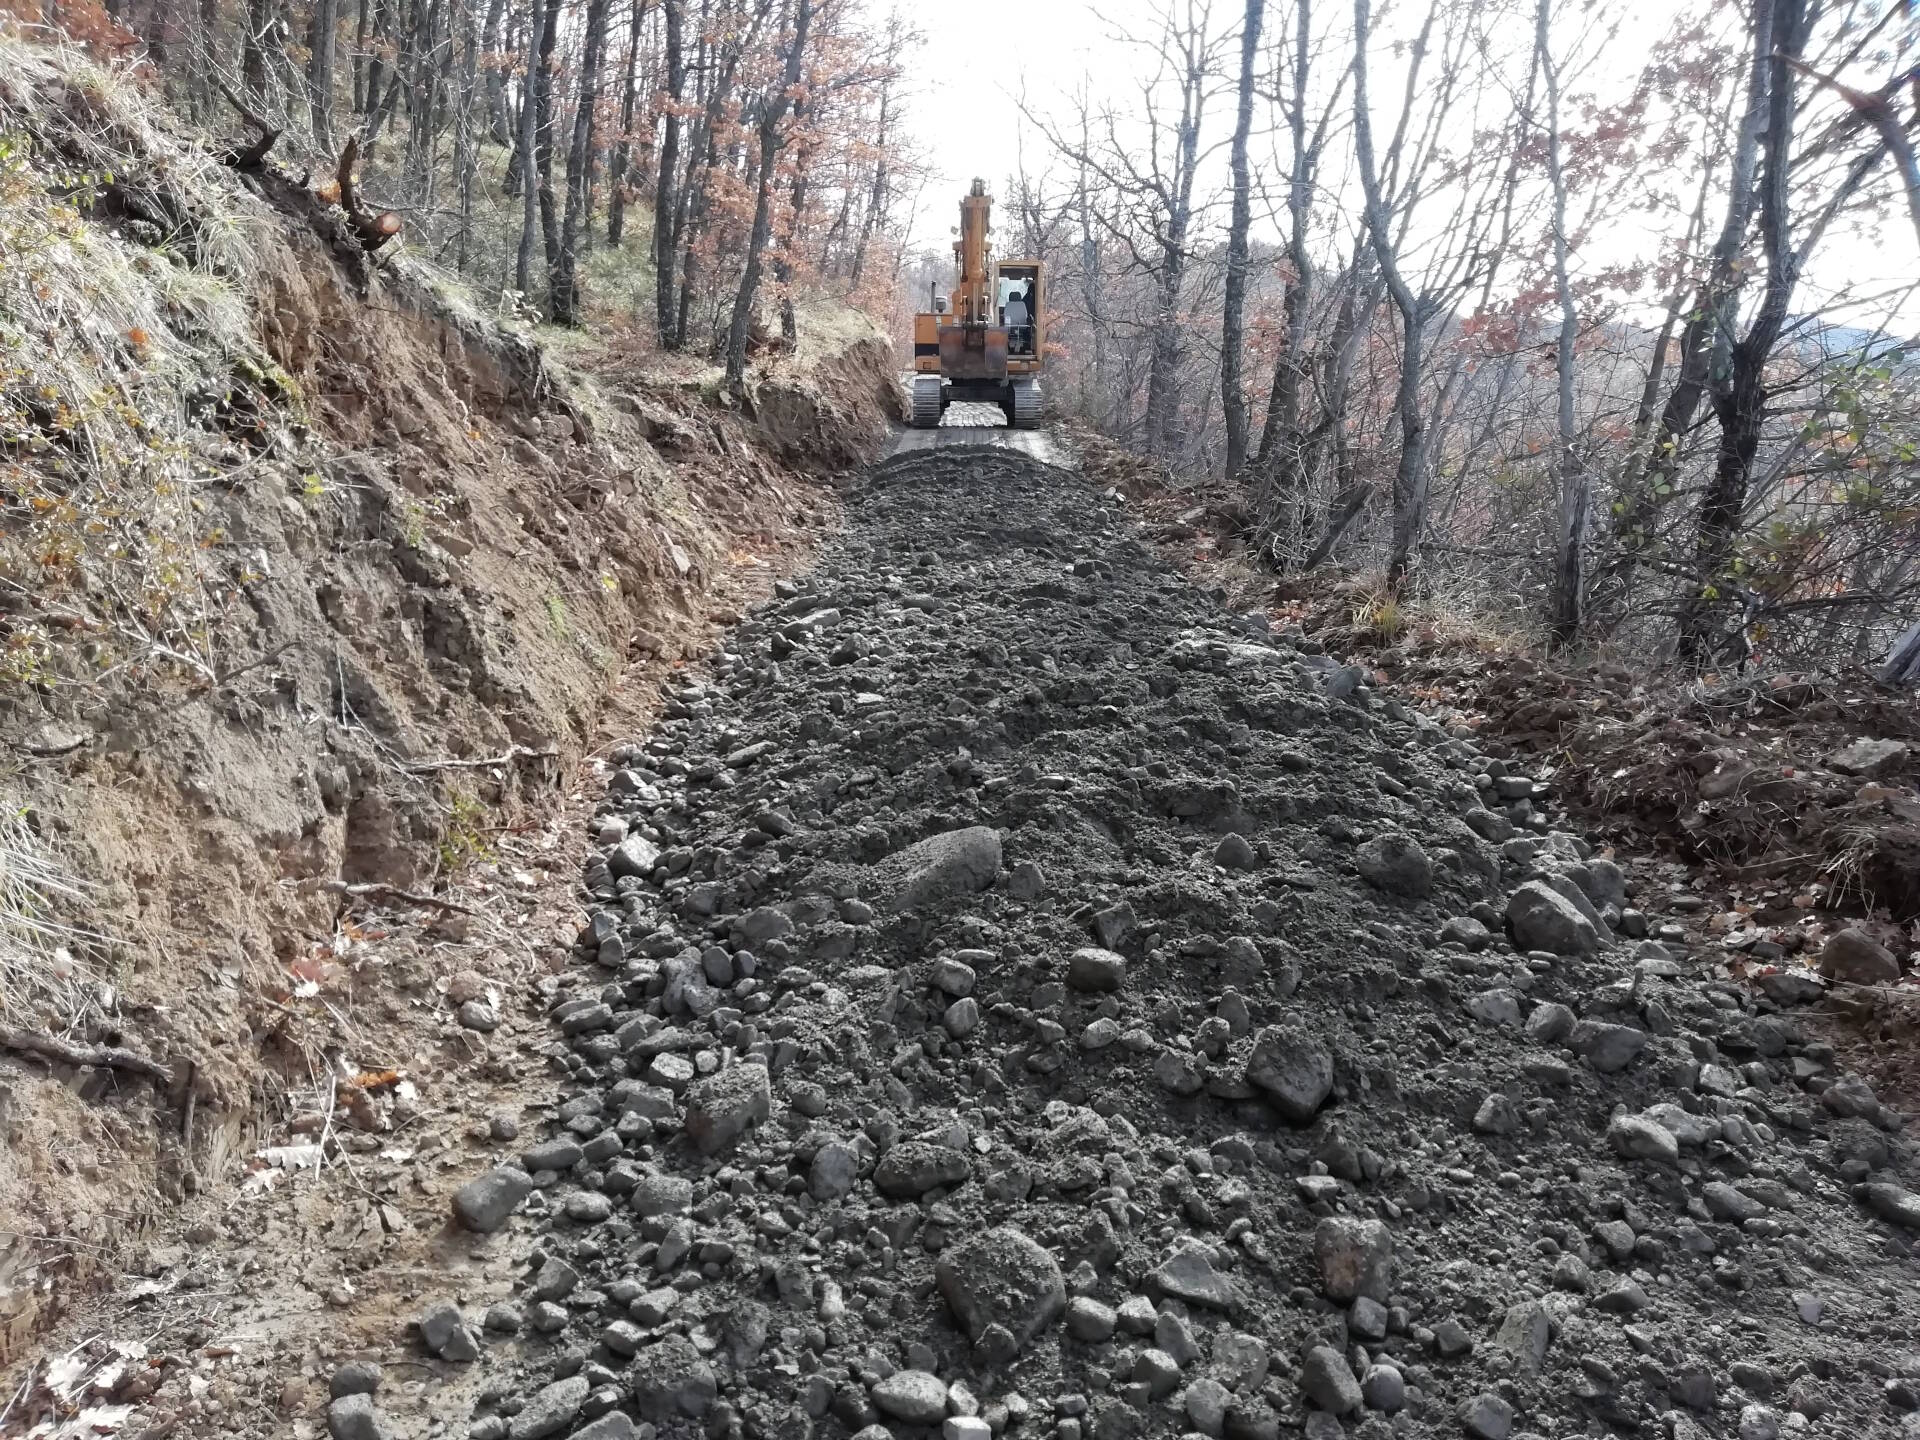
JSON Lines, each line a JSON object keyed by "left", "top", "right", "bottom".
{"left": 909, "top": 180, "right": 1045, "bottom": 429}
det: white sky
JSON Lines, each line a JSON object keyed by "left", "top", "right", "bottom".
{"left": 893, "top": 0, "right": 1920, "bottom": 334}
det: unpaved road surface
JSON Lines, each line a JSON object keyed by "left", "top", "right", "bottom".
{"left": 391, "top": 446, "right": 1916, "bottom": 1440}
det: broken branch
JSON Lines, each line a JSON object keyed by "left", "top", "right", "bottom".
{"left": 0, "top": 1025, "right": 172, "bottom": 1087}
{"left": 213, "top": 76, "right": 281, "bottom": 169}
{"left": 398, "top": 744, "right": 557, "bottom": 774}
{"left": 335, "top": 135, "right": 404, "bottom": 252}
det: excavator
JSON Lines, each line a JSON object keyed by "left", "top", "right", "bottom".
{"left": 909, "top": 179, "right": 1044, "bottom": 429}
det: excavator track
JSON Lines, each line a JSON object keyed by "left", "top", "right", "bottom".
{"left": 1010, "top": 378, "right": 1044, "bottom": 429}
{"left": 911, "top": 375, "right": 944, "bottom": 429}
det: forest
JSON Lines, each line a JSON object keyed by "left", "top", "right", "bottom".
{"left": 35, "top": 0, "right": 922, "bottom": 381}
{"left": 8, "top": 0, "right": 1920, "bottom": 675}
{"left": 988, "top": 0, "right": 1920, "bottom": 674}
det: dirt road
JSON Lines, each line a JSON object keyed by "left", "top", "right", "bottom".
{"left": 422, "top": 442, "right": 1917, "bottom": 1440}
{"left": 29, "top": 441, "right": 1917, "bottom": 1440}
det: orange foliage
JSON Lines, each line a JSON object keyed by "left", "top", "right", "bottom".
{"left": 2, "top": 0, "right": 140, "bottom": 57}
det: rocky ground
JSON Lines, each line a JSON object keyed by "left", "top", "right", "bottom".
{"left": 306, "top": 444, "right": 1914, "bottom": 1439}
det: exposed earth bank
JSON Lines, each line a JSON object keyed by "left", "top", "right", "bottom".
{"left": 374, "top": 445, "right": 1916, "bottom": 1440}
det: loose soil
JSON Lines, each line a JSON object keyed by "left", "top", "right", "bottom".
{"left": 183, "top": 444, "right": 1918, "bottom": 1440}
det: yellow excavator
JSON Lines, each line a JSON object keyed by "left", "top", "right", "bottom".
{"left": 910, "top": 179, "right": 1045, "bottom": 429}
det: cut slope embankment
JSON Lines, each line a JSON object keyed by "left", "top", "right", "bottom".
{"left": 0, "top": 36, "right": 899, "bottom": 1373}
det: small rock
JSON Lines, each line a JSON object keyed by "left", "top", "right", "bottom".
{"left": 1148, "top": 1246, "right": 1241, "bottom": 1313}
{"left": 1456, "top": 1392, "right": 1515, "bottom": 1440}
{"left": 1066, "top": 1297, "right": 1117, "bottom": 1342}
{"left": 1859, "top": 1182, "right": 1920, "bottom": 1230}
{"left": 1245, "top": 1024, "right": 1333, "bottom": 1123}
{"left": 1360, "top": 1364, "right": 1405, "bottom": 1413}
{"left": 1506, "top": 880, "right": 1600, "bottom": 955}
{"left": 872, "top": 1370, "right": 948, "bottom": 1425}
{"left": 1300, "top": 1346, "right": 1362, "bottom": 1415}
{"left": 1493, "top": 1299, "right": 1550, "bottom": 1375}
{"left": 416, "top": 1301, "right": 478, "bottom": 1362}
{"left": 1827, "top": 737, "right": 1908, "bottom": 777}
{"left": 936, "top": 1226, "right": 1065, "bottom": 1351}
{"left": 809, "top": 1140, "right": 860, "bottom": 1200}
{"left": 684, "top": 1063, "right": 772, "bottom": 1154}
{"left": 1354, "top": 834, "right": 1433, "bottom": 898}
{"left": 328, "top": 1361, "right": 381, "bottom": 1399}
{"left": 629, "top": 1333, "right": 717, "bottom": 1422}
{"left": 1818, "top": 928, "right": 1901, "bottom": 985}
{"left": 451, "top": 1167, "right": 533, "bottom": 1233}
{"left": 1185, "top": 1376, "right": 1232, "bottom": 1435}
{"left": 877, "top": 826, "right": 1003, "bottom": 912}
{"left": 1608, "top": 1113, "right": 1679, "bottom": 1164}
{"left": 1313, "top": 1216, "right": 1393, "bottom": 1302}
{"left": 1523, "top": 1002, "right": 1575, "bottom": 1044}
{"left": 1215, "top": 833, "right": 1258, "bottom": 869}
{"left": 326, "top": 1394, "right": 395, "bottom": 1440}
{"left": 1067, "top": 947, "right": 1128, "bottom": 993}
{"left": 1567, "top": 1020, "right": 1646, "bottom": 1074}
{"left": 875, "top": 1140, "right": 971, "bottom": 1197}
{"left": 609, "top": 834, "right": 661, "bottom": 879}
{"left": 508, "top": 1376, "right": 588, "bottom": 1440}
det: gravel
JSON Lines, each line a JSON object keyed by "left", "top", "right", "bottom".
{"left": 434, "top": 446, "right": 1919, "bottom": 1440}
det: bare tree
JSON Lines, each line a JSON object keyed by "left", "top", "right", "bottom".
{"left": 1220, "top": 0, "right": 1264, "bottom": 479}
{"left": 726, "top": 0, "right": 812, "bottom": 388}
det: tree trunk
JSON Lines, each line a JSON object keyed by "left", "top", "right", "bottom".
{"left": 1220, "top": 0, "right": 1263, "bottom": 480}
{"left": 1253, "top": 0, "right": 1313, "bottom": 542}
{"left": 481, "top": 0, "right": 509, "bottom": 146}
{"left": 1353, "top": 0, "right": 1430, "bottom": 590}
{"left": 1539, "top": 0, "right": 1585, "bottom": 648}
{"left": 553, "top": 0, "right": 614, "bottom": 324}
{"left": 607, "top": 0, "right": 650, "bottom": 246}
{"left": 653, "top": 0, "right": 686, "bottom": 345}
{"left": 514, "top": 0, "right": 549, "bottom": 298}
{"left": 774, "top": 87, "right": 811, "bottom": 342}
{"left": 242, "top": 0, "right": 270, "bottom": 103}
{"left": 306, "top": 0, "right": 338, "bottom": 149}
{"left": 452, "top": 0, "right": 479, "bottom": 271}
{"left": 1678, "top": 0, "right": 1810, "bottom": 662}
{"left": 726, "top": 0, "right": 811, "bottom": 388}
{"left": 1629, "top": 0, "right": 1777, "bottom": 546}
{"left": 847, "top": 70, "right": 893, "bottom": 289}
{"left": 532, "top": 0, "right": 562, "bottom": 297}
{"left": 1142, "top": 29, "right": 1206, "bottom": 460}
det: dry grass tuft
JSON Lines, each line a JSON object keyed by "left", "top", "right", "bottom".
{"left": 0, "top": 801, "right": 109, "bottom": 1025}
{"left": 1, "top": 33, "right": 281, "bottom": 698}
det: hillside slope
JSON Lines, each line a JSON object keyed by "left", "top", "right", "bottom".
{"left": 0, "top": 36, "right": 898, "bottom": 1367}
